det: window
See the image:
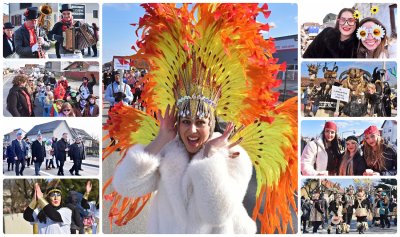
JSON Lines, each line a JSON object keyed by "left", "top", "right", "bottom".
{"left": 93, "top": 10, "right": 98, "bottom": 18}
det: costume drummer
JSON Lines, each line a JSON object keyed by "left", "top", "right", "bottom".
{"left": 48, "top": 4, "right": 81, "bottom": 59}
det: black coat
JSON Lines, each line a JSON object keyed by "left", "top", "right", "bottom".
{"left": 303, "top": 27, "right": 358, "bottom": 58}
{"left": 3, "top": 33, "right": 15, "bottom": 58}
{"left": 69, "top": 143, "right": 85, "bottom": 161}
{"left": 31, "top": 140, "right": 46, "bottom": 163}
{"left": 6, "top": 85, "right": 33, "bottom": 117}
{"left": 339, "top": 151, "right": 367, "bottom": 176}
{"left": 56, "top": 138, "right": 69, "bottom": 161}
{"left": 14, "top": 24, "right": 50, "bottom": 58}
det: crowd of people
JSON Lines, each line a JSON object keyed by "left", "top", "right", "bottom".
{"left": 3, "top": 4, "right": 99, "bottom": 59}
{"left": 6, "top": 70, "right": 99, "bottom": 117}
{"left": 4, "top": 130, "right": 86, "bottom": 176}
{"left": 103, "top": 69, "right": 147, "bottom": 110}
{"left": 301, "top": 185, "right": 397, "bottom": 234}
{"left": 301, "top": 121, "right": 397, "bottom": 176}
{"left": 23, "top": 180, "right": 97, "bottom": 234}
{"left": 302, "top": 7, "right": 396, "bottom": 58}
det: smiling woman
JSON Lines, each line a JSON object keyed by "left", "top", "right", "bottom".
{"left": 356, "top": 17, "right": 390, "bottom": 58}
{"left": 303, "top": 8, "right": 359, "bottom": 58}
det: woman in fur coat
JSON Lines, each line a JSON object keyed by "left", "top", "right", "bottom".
{"left": 112, "top": 105, "right": 256, "bottom": 234}
{"left": 303, "top": 8, "right": 359, "bottom": 58}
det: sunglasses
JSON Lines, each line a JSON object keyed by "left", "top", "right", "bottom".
{"left": 48, "top": 192, "right": 61, "bottom": 198}
{"left": 357, "top": 24, "right": 385, "bottom": 40}
{"left": 338, "top": 17, "right": 356, "bottom": 26}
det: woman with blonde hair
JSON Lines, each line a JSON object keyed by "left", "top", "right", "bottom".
{"left": 58, "top": 102, "right": 76, "bottom": 117}
{"left": 338, "top": 136, "right": 366, "bottom": 176}
{"left": 363, "top": 125, "right": 396, "bottom": 175}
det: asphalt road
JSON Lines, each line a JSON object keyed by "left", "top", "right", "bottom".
{"left": 3, "top": 156, "right": 99, "bottom": 177}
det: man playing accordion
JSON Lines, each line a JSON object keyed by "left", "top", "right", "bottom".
{"left": 48, "top": 4, "right": 96, "bottom": 59}
{"left": 14, "top": 7, "right": 50, "bottom": 58}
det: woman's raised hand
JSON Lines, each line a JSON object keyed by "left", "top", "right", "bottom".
{"left": 145, "top": 104, "right": 177, "bottom": 155}
{"left": 35, "top": 183, "right": 43, "bottom": 199}
{"left": 156, "top": 104, "right": 177, "bottom": 145}
{"left": 86, "top": 180, "right": 92, "bottom": 193}
{"left": 204, "top": 122, "right": 241, "bottom": 158}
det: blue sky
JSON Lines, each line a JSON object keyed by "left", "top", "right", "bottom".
{"left": 301, "top": 61, "right": 397, "bottom": 86}
{"left": 301, "top": 120, "right": 386, "bottom": 138}
{"left": 102, "top": 3, "right": 298, "bottom": 62}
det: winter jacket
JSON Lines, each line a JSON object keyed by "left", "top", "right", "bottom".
{"left": 3, "top": 33, "right": 15, "bottom": 58}
{"left": 56, "top": 139, "right": 69, "bottom": 162}
{"left": 14, "top": 24, "right": 50, "bottom": 58}
{"left": 301, "top": 137, "right": 340, "bottom": 175}
{"left": 303, "top": 27, "right": 357, "bottom": 58}
{"left": 6, "top": 85, "right": 34, "bottom": 117}
{"left": 112, "top": 133, "right": 256, "bottom": 234}
{"left": 31, "top": 140, "right": 46, "bottom": 163}
{"left": 364, "top": 144, "right": 397, "bottom": 176}
{"left": 339, "top": 151, "right": 367, "bottom": 176}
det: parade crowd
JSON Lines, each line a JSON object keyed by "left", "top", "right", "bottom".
{"left": 6, "top": 71, "right": 99, "bottom": 117}
{"left": 4, "top": 130, "right": 86, "bottom": 176}
{"left": 103, "top": 69, "right": 148, "bottom": 110}
{"left": 301, "top": 122, "right": 397, "bottom": 176}
{"left": 301, "top": 185, "right": 397, "bottom": 234}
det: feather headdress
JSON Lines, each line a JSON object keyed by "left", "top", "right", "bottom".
{"left": 103, "top": 3, "right": 297, "bottom": 233}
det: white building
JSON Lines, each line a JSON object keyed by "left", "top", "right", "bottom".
{"left": 7, "top": 3, "right": 99, "bottom": 29}
{"left": 381, "top": 120, "right": 397, "bottom": 146}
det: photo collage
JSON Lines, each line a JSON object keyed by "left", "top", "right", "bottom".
{"left": 0, "top": 0, "right": 398, "bottom": 235}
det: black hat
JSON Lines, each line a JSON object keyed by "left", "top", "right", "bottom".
{"left": 3, "top": 22, "right": 14, "bottom": 29}
{"left": 346, "top": 135, "right": 358, "bottom": 143}
{"left": 24, "top": 7, "right": 40, "bottom": 20}
{"left": 60, "top": 4, "right": 74, "bottom": 13}
{"left": 82, "top": 76, "right": 89, "bottom": 81}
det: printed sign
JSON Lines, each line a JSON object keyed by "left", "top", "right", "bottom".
{"left": 72, "top": 4, "right": 85, "bottom": 20}
{"left": 113, "top": 57, "right": 131, "bottom": 70}
{"left": 331, "top": 86, "right": 350, "bottom": 102}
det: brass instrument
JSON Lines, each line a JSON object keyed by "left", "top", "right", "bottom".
{"left": 38, "top": 5, "right": 52, "bottom": 32}
{"left": 34, "top": 26, "right": 46, "bottom": 58}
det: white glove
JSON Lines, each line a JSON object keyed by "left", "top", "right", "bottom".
{"left": 31, "top": 43, "right": 39, "bottom": 52}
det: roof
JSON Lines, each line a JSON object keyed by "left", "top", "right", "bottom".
{"left": 381, "top": 120, "right": 397, "bottom": 128}
{"left": 274, "top": 34, "right": 298, "bottom": 41}
{"left": 26, "top": 120, "right": 75, "bottom": 138}
{"left": 71, "top": 128, "right": 93, "bottom": 140}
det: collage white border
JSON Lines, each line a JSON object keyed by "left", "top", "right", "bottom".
{"left": 0, "top": 0, "right": 398, "bottom": 235}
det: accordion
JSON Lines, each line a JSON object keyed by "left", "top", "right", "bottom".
{"left": 63, "top": 23, "right": 97, "bottom": 51}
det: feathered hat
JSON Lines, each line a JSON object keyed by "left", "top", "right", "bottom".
{"left": 103, "top": 3, "right": 297, "bottom": 234}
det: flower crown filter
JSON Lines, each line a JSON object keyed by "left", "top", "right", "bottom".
{"left": 356, "top": 24, "right": 385, "bottom": 40}
{"left": 370, "top": 6, "right": 379, "bottom": 15}
{"left": 103, "top": 3, "right": 298, "bottom": 234}
{"left": 353, "top": 10, "right": 361, "bottom": 19}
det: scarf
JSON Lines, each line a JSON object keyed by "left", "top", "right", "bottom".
{"left": 24, "top": 22, "right": 37, "bottom": 47}
{"left": 61, "top": 17, "right": 73, "bottom": 32}
{"left": 20, "top": 88, "right": 32, "bottom": 115}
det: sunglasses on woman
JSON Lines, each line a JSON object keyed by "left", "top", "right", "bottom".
{"left": 48, "top": 192, "right": 61, "bottom": 198}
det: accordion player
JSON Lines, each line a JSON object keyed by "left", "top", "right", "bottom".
{"left": 63, "top": 23, "right": 97, "bottom": 52}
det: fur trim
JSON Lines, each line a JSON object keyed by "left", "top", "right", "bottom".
{"left": 112, "top": 144, "right": 161, "bottom": 197}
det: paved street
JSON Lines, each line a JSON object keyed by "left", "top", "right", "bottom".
{"left": 3, "top": 73, "right": 99, "bottom": 117}
{"left": 302, "top": 221, "right": 397, "bottom": 234}
{"left": 45, "top": 42, "right": 100, "bottom": 59}
{"left": 3, "top": 156, "right": 99, "bottom": 177}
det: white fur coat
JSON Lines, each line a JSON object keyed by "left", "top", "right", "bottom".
{"left": 112, "top": 134, "right": 256, "bottom": 234}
